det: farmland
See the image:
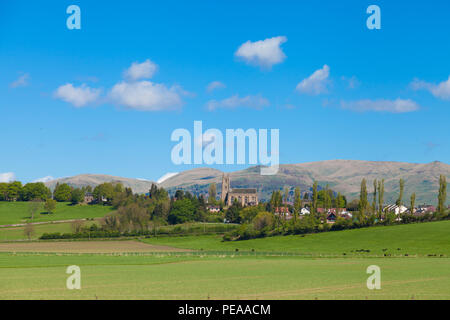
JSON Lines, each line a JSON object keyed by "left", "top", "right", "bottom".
{"left": 141, "top": 220, "right": 450, "bottom": 256}
{"left": 0, "top": 217, "right": 449, "bottom": 300}
{"left": 0, "top": 253, "right": 448, "bottom": 300}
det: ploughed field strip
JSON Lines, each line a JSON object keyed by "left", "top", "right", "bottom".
{"left": 0, "top": 240, "right": 191, "bottom": 253}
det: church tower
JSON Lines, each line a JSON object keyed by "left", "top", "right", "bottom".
{"left": 221, "top": 174, "right": 230, "bottom": 202}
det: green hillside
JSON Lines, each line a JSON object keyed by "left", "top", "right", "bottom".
{"left": 0, "top": 202, "right": 113, "bottom": 225}
{"left": 143, "top": 220, "right": 450, "bottom": 256}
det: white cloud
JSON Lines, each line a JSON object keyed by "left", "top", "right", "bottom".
{"left": 33, "top": 176, "right": 54, "bottom": 183}
{"left": 157, "top": 172, "right": 179, "bottom": 184}
{"left": 411, "top": 76, "right": 450, "bottom": 100}
{"left": 341, "top": 99, "right": 420, "bottom": 113}
{"left": 235, "top": 36, "right": 287, "bottom": 69}
{"left": 109, "top": 81, "right": 183, "bottom": 111}
{"left": 10, "top": 73, "right": 30, "bottom": 88}
{"left": 341, "top": 75, "right": 360, "bottom": 89}
{"left": 296, "top": 65, "right": 330, "bottom": 95}
{"left": 124, "top": 59, "right": 158, "bottom": 81}
{"left": 206, "top": 94, "right": 270, "bottom": 111}
{"left": 0, "top": 172, "right": 15, "bottom": 183}
{"left": 207, "top": 81, "right": 226, "bottom": 92}
{"left": 54, "top": 83, "right": 101, "bottom": 107}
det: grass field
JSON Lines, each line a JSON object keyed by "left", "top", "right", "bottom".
{"left": 0, "top": 220, "right": 448, "bottom": 300}
{"left": 0, "top": 253, "right": 448, "bottom": 299}
{"left": 141, "top": 220, "right": 450, "bottom": 257}
{"left": 0, "top": 202, "right": 113, "bottom": 225}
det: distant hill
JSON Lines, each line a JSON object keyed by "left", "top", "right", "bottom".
{"left": 160, "top": 160, "right": 450, "bottom": 205}
{"left": 44, "top": 161, "right": 449, "bottom": 205}
{"left": 45, "top": 174, "right": 156, "bottom": 194}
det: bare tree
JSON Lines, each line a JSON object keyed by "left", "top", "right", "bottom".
{"left": 24, "top": 223, "right": 35, "bottom": 240}
{"left": 29, "top": 199, "right": 42, "bottom": 221}
{"left": 71, "top": 220, "right": 85, "bottom": 234}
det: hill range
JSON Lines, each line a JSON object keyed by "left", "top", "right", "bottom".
{"left": 45, "top": 160, "right": 450, "bottom": 205}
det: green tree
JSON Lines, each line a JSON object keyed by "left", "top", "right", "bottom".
{"left": 377, "top": 179, "right": 385, "bottom": 215}
{"left": 293, "top": 187, "right": 302, "bottom": 222}
{"left": 44, "top": 199, "right": 57, "bottom": 214}
{"left": 167, "top": 198, "right": 196, "bottom": 224}
{"left": 312, "top": 181, "right": 318, "bottom": 215}
{"left": 7, "top": 181, "right": 23, "bottom": 201}
{"left": 208, "top": 183, "right": 217, "bottom": 204}
{"left": 240, "top": 205, "right": 262, "bottom": 223}
{"left": 253, "top": 211, "right": 274, "bottom": 231}
{"left": 21, "top": 183, "right": 51, "bottom": 201}
{"left": 53, "top": 183, "right": 72, "bottom": 202}
{"left": 0, "top": 183, "right": 8, "bottom": 201}
{"left": 225, "top": 201, "right": 242, "bottom": 224}
{"left": 93, "top": 183, "right": 115, "bottom": 204}
{"left": 359, "top": 178, "right": 368, "bottom": 219}
{"left": 71, "top": 188, "right": 85, "bottom": 205}
{"left": 410, "top": 193, "right": 416, "bottom": 215}
{"left": 372, "top": 179, "right": 377, "bottom": 215}
{"left": 437, "top": 175, "right": 447, "bottom": 215}
{"left": 396, "top": 179, "right": 405, "bottom": 206}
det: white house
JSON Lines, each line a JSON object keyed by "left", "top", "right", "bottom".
{"left": 384, "top": 204, "right": 408, "bottom": 215}
{"left": 300, "top": 208, "right": 311, "bottom": 215}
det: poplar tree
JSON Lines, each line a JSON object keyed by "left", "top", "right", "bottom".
{"left": 372, "top": 179, "right": 377, "bottom": 215}
{"left": 396, "top": 179, "right": 405, "bottom": 206}
{"left": 377, "top": 179, "right": 385, "bottom": 215}
{"left": 208, "top": 183, "right": 217, "bottom": 204}
{"left": 359, "top": 178, "right": 368, "bottom": 218}
{"left": 312, "top": 181, "right": 318, "bottom": 216}
{"left": 293, "top": 187, "right": 302, "bottom": 222}
{"left": 437, "top": 175, "right": 447, "bottom": 215}
{"left": 410, "top": 193, "right": 416, "bottom": 215}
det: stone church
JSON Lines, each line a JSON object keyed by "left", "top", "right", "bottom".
{"left": 221, "top": 174, "right": 258, "bottom": 207}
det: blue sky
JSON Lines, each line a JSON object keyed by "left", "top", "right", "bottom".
{"left": 1, "top": 0, "right": 449, "bottom": 183}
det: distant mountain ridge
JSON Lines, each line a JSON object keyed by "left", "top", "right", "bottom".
{"left": 160, "top": 160, "right": 450, "bottom": 205}
{"left": 45, "top": 174, "right": 156, "bottom": 194}
{"left": 44, "top": 160, "right": 450, "bottom": 205}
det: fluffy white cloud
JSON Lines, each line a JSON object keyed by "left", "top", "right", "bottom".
{"left": 33, "top": 176, "right": 54, "bottom": 183}
{"left": 54, "top": 83, "right": 101, "bottom": 107}
{"left": 207, "top": 81, "right": 226, "bottom": 92}
{"left": 296, "top": 65, "right": 330, "bottom": 95}
{"left": 206, "top": 94, "right": 270, "bottom": 111}
{"left": 0, "top": 172, "right": 15, "bottom": 183}
{"left": 124, "top": 59, "right": 158, "bottom": 81}
{"left": 109, "top": 81, "right": 183, "bottom": 111}
{"left": 10, "top": 73, "right": 30, "bottom": 88}
{"left": 341, "top": 99, "right": 420, "bottom": 113}
{"left": 411, "top": 76, "right": 450, "bottom": 100}
{"left": 235, "top": 36, "right": 287, "bottom": 69}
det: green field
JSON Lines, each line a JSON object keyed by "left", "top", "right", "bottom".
{"left": 0, "top": 202, "right": 113, "bottom": 225}
{"left": 141, "top": 220, "right": 450, "bottom": 257}
{"left": 0, "top": 253, "right": 448, "bottom": 299}
{"left": 0, "top": 220, "right": 449, "bottom": 300}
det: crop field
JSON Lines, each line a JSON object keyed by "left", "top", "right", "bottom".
{"left": 0, "top": 253, "right": 448, "bottom": 300}
{"left": 0, "top": 202, "right": 113, "bottom": 225}
{"left": 0, "top": 240, "right": 191, "bottom": 253}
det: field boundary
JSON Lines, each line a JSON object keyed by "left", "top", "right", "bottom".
{"left": 1, "top": 250, "right": 447, "bottom": 259}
